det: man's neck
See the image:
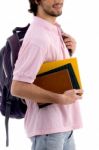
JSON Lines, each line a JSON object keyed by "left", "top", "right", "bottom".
{"left": 37, "top": 12, "right": 56, "bottom": 25}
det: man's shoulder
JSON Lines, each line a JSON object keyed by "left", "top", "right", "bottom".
{"left": 32, "top": 24, "right": 49, "bottom": 37}
{"left": 28, "top": 23, "right": 49, "bottom": 44}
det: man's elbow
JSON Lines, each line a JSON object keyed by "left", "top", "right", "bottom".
{"left": 11, "top": 80, "right": 21, "bottom": 97}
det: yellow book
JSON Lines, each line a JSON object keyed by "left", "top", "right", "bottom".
{"left": 37, "top": 57, "right": 82, "bottom": 89}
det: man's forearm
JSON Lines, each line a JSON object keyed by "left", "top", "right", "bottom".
{"left": 11, "top": 80, "right": 61, "bottom": 104}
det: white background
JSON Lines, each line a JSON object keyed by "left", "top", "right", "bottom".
{"left": 0, "top": 0, "right": 99, "bottom": 150}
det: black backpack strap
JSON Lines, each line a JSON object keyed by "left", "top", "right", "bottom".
{"left": 7, "top": 23, "right": 30, "bottom": 70}
{"left": 2, "top": 84, "right": 12, "bottom": 147}
{"left": 60, "top": 28, "right": 73, "bottom": 56}
{"left": 13, "top": 24, "right": 30, "bottom": 43}
{"left": 0, "top": 47, "right": 6, "bottom": 88}
{"left": 4, "top": 23, "right": 29, "bottom": 77}
{"left": 3, "top": 42, "right": 13, "bottom": 78}
{"left": 5, "top": 99, "right": 11, "bottom": 146}
{"left": 2, "top": 31, "right": 21, "bottom": 147}
{"left": 7, "top": 34, "right": 20, "bottom": 70}
{"left": 62, "top": 35, "right": 72, "bottom": 56}
{"left": 0, "top": 46, "right": 10, "bottom": 146}
{"left": 13, "top": 23, "right": 30, "bottom": 34}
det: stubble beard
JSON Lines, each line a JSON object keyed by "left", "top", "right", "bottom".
{"left": 45, "top": 9, "right": 62, "bottom": 17}
{"left": 42, "top": 5, "right": 62, "bottom": 17}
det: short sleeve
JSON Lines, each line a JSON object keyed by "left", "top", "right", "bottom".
{"left": 13, "top": 40, "right": 47, "bottom": 83}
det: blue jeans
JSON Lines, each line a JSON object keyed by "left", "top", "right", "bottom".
{"left": 30, "top": 131, "right": 75, "bottom": 150}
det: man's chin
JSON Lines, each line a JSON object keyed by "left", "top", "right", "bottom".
{"left": 51, "top": 11, "right": 62, "bottom": 17}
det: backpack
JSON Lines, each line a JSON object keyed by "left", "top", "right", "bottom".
{"left": 0, "top": 24, "right": 30, "bottom": 146}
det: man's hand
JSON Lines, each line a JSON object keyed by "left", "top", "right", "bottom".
{"left": 62, "top": 33, "right": 76, "bottom": 55}
{"left": 59, "top": 89, "right": 83, "bottom": 105}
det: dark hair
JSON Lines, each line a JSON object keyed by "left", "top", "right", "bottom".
{"left": 28, "top": 0, "right": 40, "bottom": 16}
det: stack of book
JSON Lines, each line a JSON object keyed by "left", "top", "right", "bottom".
{"left": 34, "top": 57, "right": 82, "bottom": 108}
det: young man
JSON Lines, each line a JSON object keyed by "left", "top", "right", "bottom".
{"left": 11, "top": 0, "right": 83, "bottom": 150}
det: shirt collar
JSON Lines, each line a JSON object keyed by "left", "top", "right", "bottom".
{"left": 33, "top": 16, "right": 61, "bottom": 31}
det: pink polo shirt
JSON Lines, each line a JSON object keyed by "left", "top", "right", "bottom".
{"left": 13, "top": 16, "right": 82, "bottom": 137}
